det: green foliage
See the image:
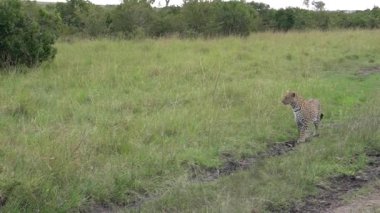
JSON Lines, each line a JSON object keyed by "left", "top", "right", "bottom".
{"left": 312, "top": 0, "right": 325, "bottom": 11}
{"left": 0, "top": 30, "right": 379, "bottom": 211}
{"left": 55, "top": 0, "right": 91, "bottom": 34}
{"left": 181, "top": 1, "right": 255, "bottom": 37}
{"left": 214, "top": 1, "right": 256, "bottom": 36}
{"left": 14, "top": 0, "right": 373, "bottom": 38}
{"left": 248, "top": 2, "right": 276, "bottom": 31}
{"left": 83, "top": 6, "right": 111, "bottom": 36}
{"left": 110, "top": 1, "right": 155, "bottom": 38}
{"left": 150, "top": 6, "right": 184, "bottom": 37}
{"left": 181, "top": 1, "right": 219, "bottom": 37}
{"left": 0, "top": 0, "right": 59, "bottom": 68}
{"left": 274, "top": 8, "right": 295, "bottom": 31}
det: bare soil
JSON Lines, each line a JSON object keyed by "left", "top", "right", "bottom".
{"left": 291, "top": 151, "right": 380, "bottom": 213}
{"left": 332, "top": 188, "right": 380, "bottom": 213}
{"left": 190, "top": 140, "right": 297, "bottom": 181}
{"left": 357, "top": 66, "right": 380, "bottom": 76}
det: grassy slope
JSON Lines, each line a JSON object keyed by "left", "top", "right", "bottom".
{"left": 0, "top": 30, "right": 379, "bottom": 212}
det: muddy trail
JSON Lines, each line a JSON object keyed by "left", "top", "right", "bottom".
{"left": 101, "top": 140, "right": 298, "bottom": 212}
{"left": 90, "top": 140, "right": 379, "bottom": 212}
{"left": 357, "top": 66, "right": 380, "bottom": 76}
{"left": 122, "top": 140, "right": 299, "bottom": 211}
{"left": 290, "top": 151, "right": 380, "bottom": 213}
{"left": 189, "top": 140, "right": 297, "bottom": 181}
{"left": 332, "top": 187, "right": 380, "bottom": 213}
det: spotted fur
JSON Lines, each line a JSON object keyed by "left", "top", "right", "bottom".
{"left": 282, "top": 91, "right": 323, "bottom": 143}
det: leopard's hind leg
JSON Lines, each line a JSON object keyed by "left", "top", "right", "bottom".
{"left": 313, "top": 113, "right": 323, "bottom": 137}
{"left": 313, "top": 121, "right": 319, "bottom": 137}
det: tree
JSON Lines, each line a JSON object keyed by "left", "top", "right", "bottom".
{"left": 292, "top": 8, "right": 312, "bottom": 30}
{"left": 303, "top": 0, "right": 309, "bottom": 8}
{"left": 214, "top": 1, "right": 255, "bottom": 36}
{"left": 0, "top": 0, "right": 60, "bottom": 68}
{"left": 83, "top": 4, "right": 111, "bottom": 36}
{"left": 274, "top": 8, "right": 295, "bottom": 31}
{"left": 150, "top": 6, "right": 183, "bottom": 37}
{"left": 312, "top": 0, "right": 325, "bottom": 11}
{"left": 110, "top": 1, "right": 155, "bottom": 38}
{"left": 181, "top": 1, "right": 219, "bottom": 37}
{"left": 248, "top": 1, "right": 270, "bottom": 11}
{"left": 55, "top": 0, "right": 91, "bottom": 34}
{"left": 248, "top": 2, "right": 274, "bottom": 31}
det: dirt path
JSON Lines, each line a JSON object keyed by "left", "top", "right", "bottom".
{"left": 357, "top": 66, "right": 380, "bottom": 76}
{"left": 85, "top": 140, "right": 298, "bottom": 212}
{"left": 190, "top": 140, "right": 296, "bottom": 181}
{"left": 332, "top": 188, "right": 380, "bottom": 213}
{"left": 88, "top": 139, "right": 379, "bottom": 213}
{"left": 291, "top": 152, "right": 380, "bottom": 213}
{"left": 102, "top": 141, "right": 379, "bottom": 212}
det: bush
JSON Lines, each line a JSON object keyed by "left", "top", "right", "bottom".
{"left": 181, "top": 1, "right": 255, "bottom": 37}
{"left": 214, "top": 1, "right": 256, "bottom": 36}
{"left": 0, "top": 0, "right": 60, "bottom": 68}
{"left": 110, "top": 1, "right": 155, "bottom": 38}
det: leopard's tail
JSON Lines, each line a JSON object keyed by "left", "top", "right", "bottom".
{"left": 320, "top": 113, "right": 324, "bottom": 120}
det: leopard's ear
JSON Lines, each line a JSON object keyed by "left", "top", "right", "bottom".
{"left": 291, "top": 92, "right": 296, "bottom": 97}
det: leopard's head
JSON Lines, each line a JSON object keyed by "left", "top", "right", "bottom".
{"left": 282, "top": 91, "right": 296, "bottom": 105}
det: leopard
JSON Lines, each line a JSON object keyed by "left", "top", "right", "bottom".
{"left": 282, "top": 91, "right": 324, "bottom": 143}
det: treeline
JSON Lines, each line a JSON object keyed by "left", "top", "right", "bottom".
{"left": 43, "top": 0, "right": 380, "bottom": 38}
{"left": 1, "top": 0, "right": 380, "bottom": 68}
{"left": 50, "top": 0, "right": 257, "bottom": 38}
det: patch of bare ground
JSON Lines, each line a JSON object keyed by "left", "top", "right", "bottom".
{"left": 357, "top": 66, "right": 380, "bottom": 76}
{"left": 189, "top": 140, "right": 297, "bottom": 181}
{"left": 290, "top": 151, "right": 380, "bottom": 213}
{"left": 85, "top": 204, "right": 114, "bottom": 213}
{"left": 332, "top": 187, "right": 380, "bottom": 213}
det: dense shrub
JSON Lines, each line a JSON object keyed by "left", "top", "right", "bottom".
{"left": 274, "top": 8, "right": 295, "bottom": 32}
{"left": 0, "top": 0, "right": 60, "bottom": 68}
{"left": 214, "top": 1, "right": 256, "bottom": 36}
{"left": 150, "top": 6, "right": 184, "bottom": 37}
{"left": 110, "top": 1, "right": 156, "bottom": 38}
{"left": 181, "top": 1, "right": 218, "bottom": 37}
{"left": 181, "top": 1, "right": 255, "bottom": 37}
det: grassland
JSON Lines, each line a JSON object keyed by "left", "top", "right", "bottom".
{"left": 0, "top": 30, "right": 379, "bottom": 212}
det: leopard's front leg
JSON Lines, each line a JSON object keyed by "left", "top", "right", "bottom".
{"left": 297, "top": 120, "right": 308, "bottom": 143}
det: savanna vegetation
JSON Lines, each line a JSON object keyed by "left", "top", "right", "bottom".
{"left": 1, "top": 0, "right": 380, "bottom": 211}
{"left": 0, "top": 30, "right": 379, "bottom": 212}
{"left": 17, "top": 0, "right": 380, "bottom": 39}
{"left": 2, "top": 0, "right": 380, "bottom": 68}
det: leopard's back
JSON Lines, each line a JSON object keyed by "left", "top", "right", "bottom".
{"left": 302, "top": 99, "right": 322, "bottom": 122}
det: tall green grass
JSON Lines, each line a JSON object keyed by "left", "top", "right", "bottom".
{"left": 0, "top": 30, "right": 379, "bottom": 211}
{"left": 142, "top": 93, "right": 380, "bottom": 212}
